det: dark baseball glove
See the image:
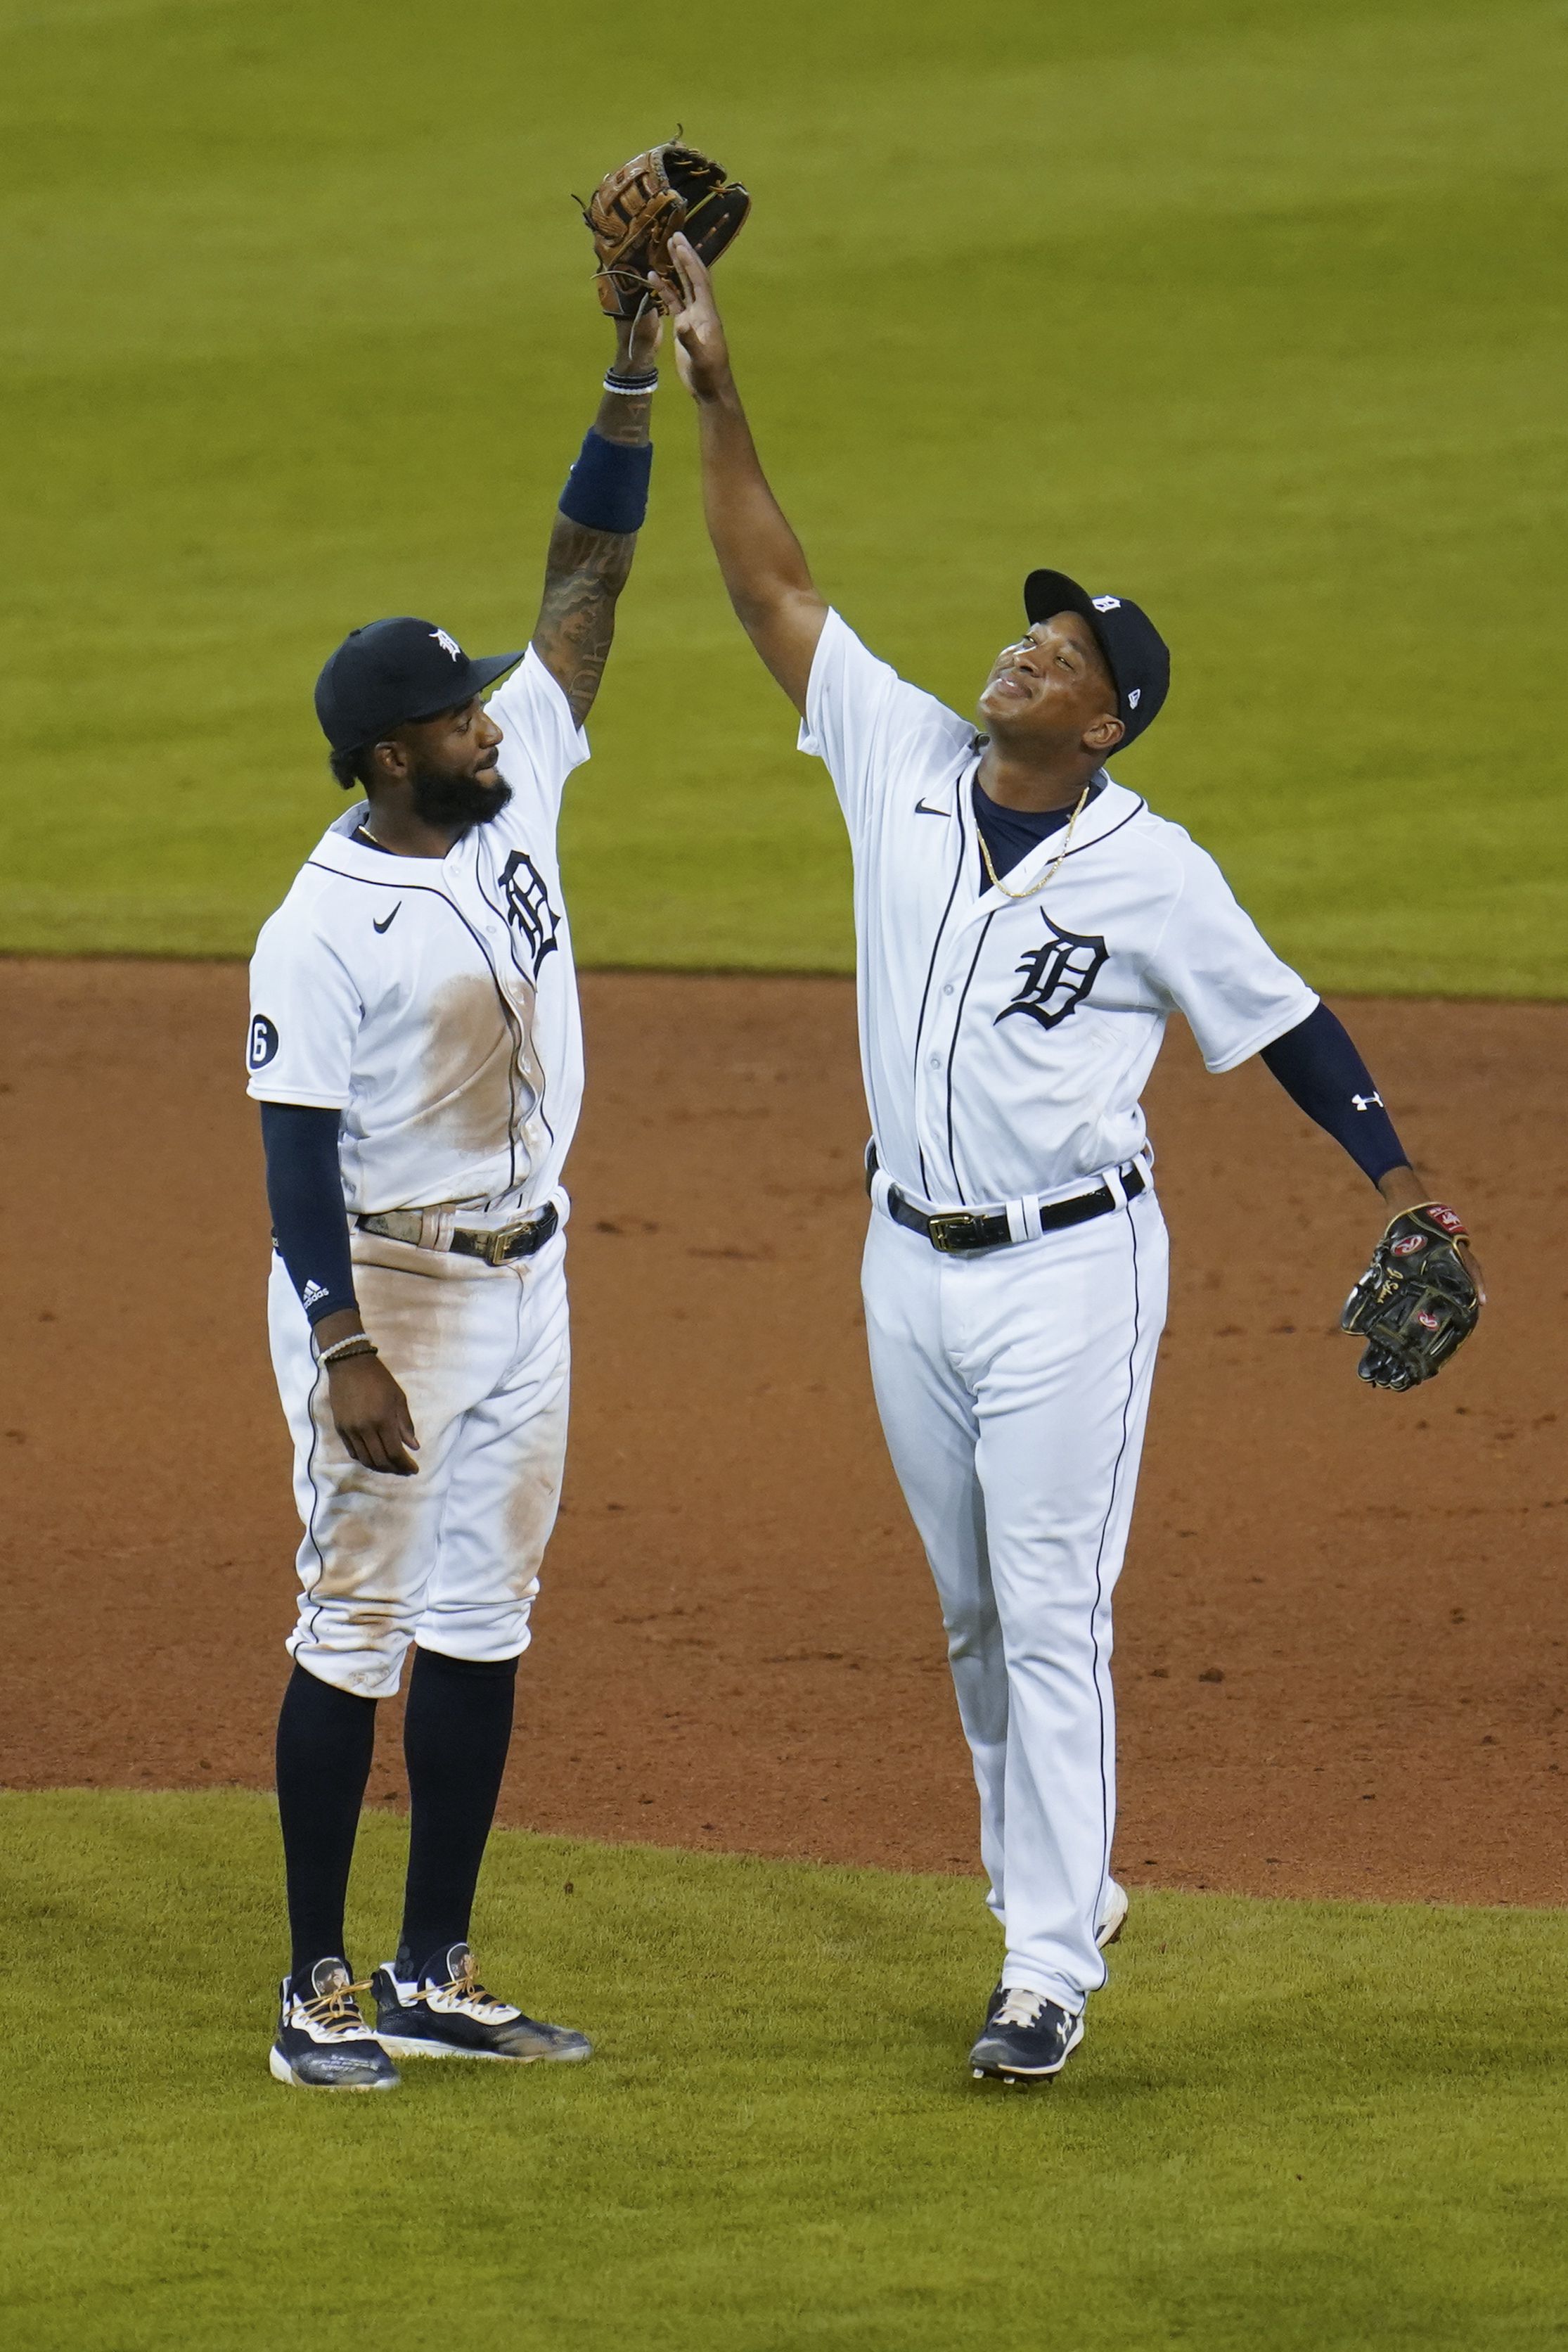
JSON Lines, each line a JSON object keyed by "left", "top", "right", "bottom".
{"left": 1340, "top": 1202, "right": 1481, "bottom": 1391}
{"left": 579, "top": 140, "right": 750, "bottom": 319}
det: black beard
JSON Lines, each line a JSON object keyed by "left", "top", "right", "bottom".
{"left": 407, "top": 761, "right": 513, "bottom": 833}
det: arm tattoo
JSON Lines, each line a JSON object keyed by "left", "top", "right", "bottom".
{"left": 531, "top": 378, "right": 651, "bottom": 725}
{"left": 533, "top": 518, "right": 637, "bottom": 727}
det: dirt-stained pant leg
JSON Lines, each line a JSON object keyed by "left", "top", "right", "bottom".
{"left": 266, "top": 1233, "right": 570, "bottom": 1700}
{"left": 416, "top": 1249, "right": 570, "bottom": 1663}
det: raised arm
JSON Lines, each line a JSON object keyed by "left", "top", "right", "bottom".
{"left": 530, "top": 308, "right": 662, "bottom": 727}
{"left": 666, "top": 234, "right": 827, "bottom": 715}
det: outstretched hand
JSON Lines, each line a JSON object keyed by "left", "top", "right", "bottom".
{"left": 662, "top": 233, "right": 733, "bottom": 400}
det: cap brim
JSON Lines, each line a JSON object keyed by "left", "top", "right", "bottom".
{"left": 1023, "top": 568, "right": 1099, "bottom": 631}
{"left": 400, "top": 650, "right": 525, "bottom": 726}
{"left": 1022, "top": 566, "right": 1131, "bottom": 716}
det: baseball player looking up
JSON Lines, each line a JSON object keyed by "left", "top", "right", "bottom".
{"left": 246, "top": 302, "right": 663, "bottom": 2091}
{"left": 664, "top": 234, "right": 1481, "bottom": 2087}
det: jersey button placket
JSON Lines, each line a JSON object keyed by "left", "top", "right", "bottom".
{"left": 918, "top": 948, "right": 963, "bottom": 1194}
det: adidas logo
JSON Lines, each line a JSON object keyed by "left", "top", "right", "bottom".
{"left": 302, "top": 1279, "right": 330, "bottom": 1309}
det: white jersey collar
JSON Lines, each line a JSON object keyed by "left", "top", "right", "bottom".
{"left": 960, "top": 767, "right": 1147, "bottom": 918}
{"left": 305, "top": 803, "right": 458, "bottom": 884}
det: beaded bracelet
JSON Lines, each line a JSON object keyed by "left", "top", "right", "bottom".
{"left": 603, "top": 369, "right": 658, "bottom": 395}
{"left": 319, "top": 1334, "right": 380, "bottom": 1368}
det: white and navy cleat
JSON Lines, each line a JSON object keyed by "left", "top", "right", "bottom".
{"left": 969, "top": 1988, "right": 1085, "bottom": 2086}
{"left": 975, "top": 1880, "right": 1128, "bottom": 2044}
{"left": 370, "top": 1943, "right": 592, "bottom": 2064}
{"left": 269, "top": 1957, "right": 399, "bottom": 2091}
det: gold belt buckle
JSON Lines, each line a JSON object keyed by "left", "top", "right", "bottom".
{"left": 480, "top": 1227, "right": 516, "bottom": 1266}
{"left": 927, "top": 1212, "right": 986, "bottom": 1254}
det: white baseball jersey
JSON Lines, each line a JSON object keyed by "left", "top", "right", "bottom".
{"left": 247, "top": 648, "right": 587, "bottom": 1225}
{"left": 799, "top": 610, "right": 1318, "bottom": 1209}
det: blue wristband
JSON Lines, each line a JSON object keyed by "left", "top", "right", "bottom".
{"left": 558, "top": 429, "right": 652, "bottom": 535}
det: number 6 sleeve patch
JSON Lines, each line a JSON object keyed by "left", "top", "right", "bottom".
{"left": 248, "top": 1014, "right": 280, "bottom": 1070}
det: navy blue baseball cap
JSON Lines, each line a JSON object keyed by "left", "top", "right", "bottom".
{"left": 314, "top": 617, "right": 524, "bottom": 756}
{"left": 1023, "top": 570, "right": 1170, "bottom": 751}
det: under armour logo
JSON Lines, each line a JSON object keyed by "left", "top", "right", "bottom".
{"left": 1351, "top": 1091, "right": 1383, "bottom": 1111}
{"left": 1091, "top": 595, "right": 1122, "bottom": 612}
{"left": 430, "top": 628, "right": 463, "bottom": 660}
{"left": 996, "top": 916, "right": 1109, "bottom": 1033}
{"left": 1127, "top": 687, "right": 1141, "bottom": 708}
{"left": 499, "top": 850, "right": 560, "bottom": 977}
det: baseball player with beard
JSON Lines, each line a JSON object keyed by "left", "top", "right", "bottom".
{"left": 248, "top": 301, "right": 664, "bottom": 2091}
{"left": 663, "top": 234, "right": 1481, "bottom": 2085}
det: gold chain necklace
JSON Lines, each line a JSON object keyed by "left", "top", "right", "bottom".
{"left": 975, "top": 778, "right": 1091, "bottom": 902}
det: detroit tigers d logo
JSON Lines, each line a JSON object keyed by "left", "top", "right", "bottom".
{"left": 499, "top": 850, "right": 560, "bottom": 978}
{"left": 996, "top": 916, "right": 1109, "bottom": 1033}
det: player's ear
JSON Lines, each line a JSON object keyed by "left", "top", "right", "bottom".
{"left": 1084, "top": 712, "right": 1125, "bottom": 755}
{"left": 366, "top": 736, "right": 409, "bottom": 788}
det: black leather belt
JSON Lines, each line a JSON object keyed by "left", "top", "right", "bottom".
{"left": 357, "top": 1203, "right": 559, "bottom": 1265}
{"left": 868, "top": 1147, "right": 1145, "bottom": 1255}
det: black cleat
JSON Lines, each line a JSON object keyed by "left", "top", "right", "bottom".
{"left": 970, "top": 1988, "right": 1085, "bottom": 2085}
{"left": 371, "top": 1943, "right": 593, "bottom": 2065}
{"left": 269, "top": 1957, "right": 399, "bottom": 2091}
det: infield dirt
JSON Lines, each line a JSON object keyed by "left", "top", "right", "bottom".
{"left": 1, "top": 963, "right": 1562, "bottom": 1907}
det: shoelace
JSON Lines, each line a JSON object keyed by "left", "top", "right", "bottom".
{"left": 418, "top": 1961, "right": 514, "bottom": 2024}
{"left": 297, "top": 1977, "right": 373, "bottom": 2038}
{"left": 993, "top": 1988, "right": 1053, "bottom": 2031}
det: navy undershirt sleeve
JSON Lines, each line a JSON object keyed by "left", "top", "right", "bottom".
{"left": 259, "top": 1101, "right": 359, "bottom": 1326}
{"left": 1259, "top": 1002, "right": 1408, "bottom": 1187}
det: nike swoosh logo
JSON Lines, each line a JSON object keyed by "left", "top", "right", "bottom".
{"left": 915, "top": 800, "right": 951, "bottom": 818}
{"left": 373, "top": 905, "right": 401, "bottom": 933}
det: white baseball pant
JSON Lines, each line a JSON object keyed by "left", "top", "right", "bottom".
{"left": 861, "top": 1187, "right": 1168, "bottom": 2013}
{"left": 268, "top": 1228, "right": 571, "bottom": 1701}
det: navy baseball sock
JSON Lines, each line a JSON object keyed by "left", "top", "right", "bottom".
{"left": 398, "top": 1647, "right": 519, "bottom": 1974}
{"left": 275, "top": 1663, "right": 378, "bottom": 1985}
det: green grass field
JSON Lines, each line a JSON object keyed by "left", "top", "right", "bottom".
{"left": 5, "top": 1789, "right": 1567, "bottom": 2351}
{"left": 1, "top": 0, "right": 1564, "bottom": 987}
{"left": 4, "top": 8, "right": 1565, "bottom": 2341}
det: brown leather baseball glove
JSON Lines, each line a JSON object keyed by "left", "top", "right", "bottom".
{"left": 1340, "top": 1201, "right": 1482, "bottom": 1391}
{"left": 579, "top": 140, "right": 750, "bottom": 319}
